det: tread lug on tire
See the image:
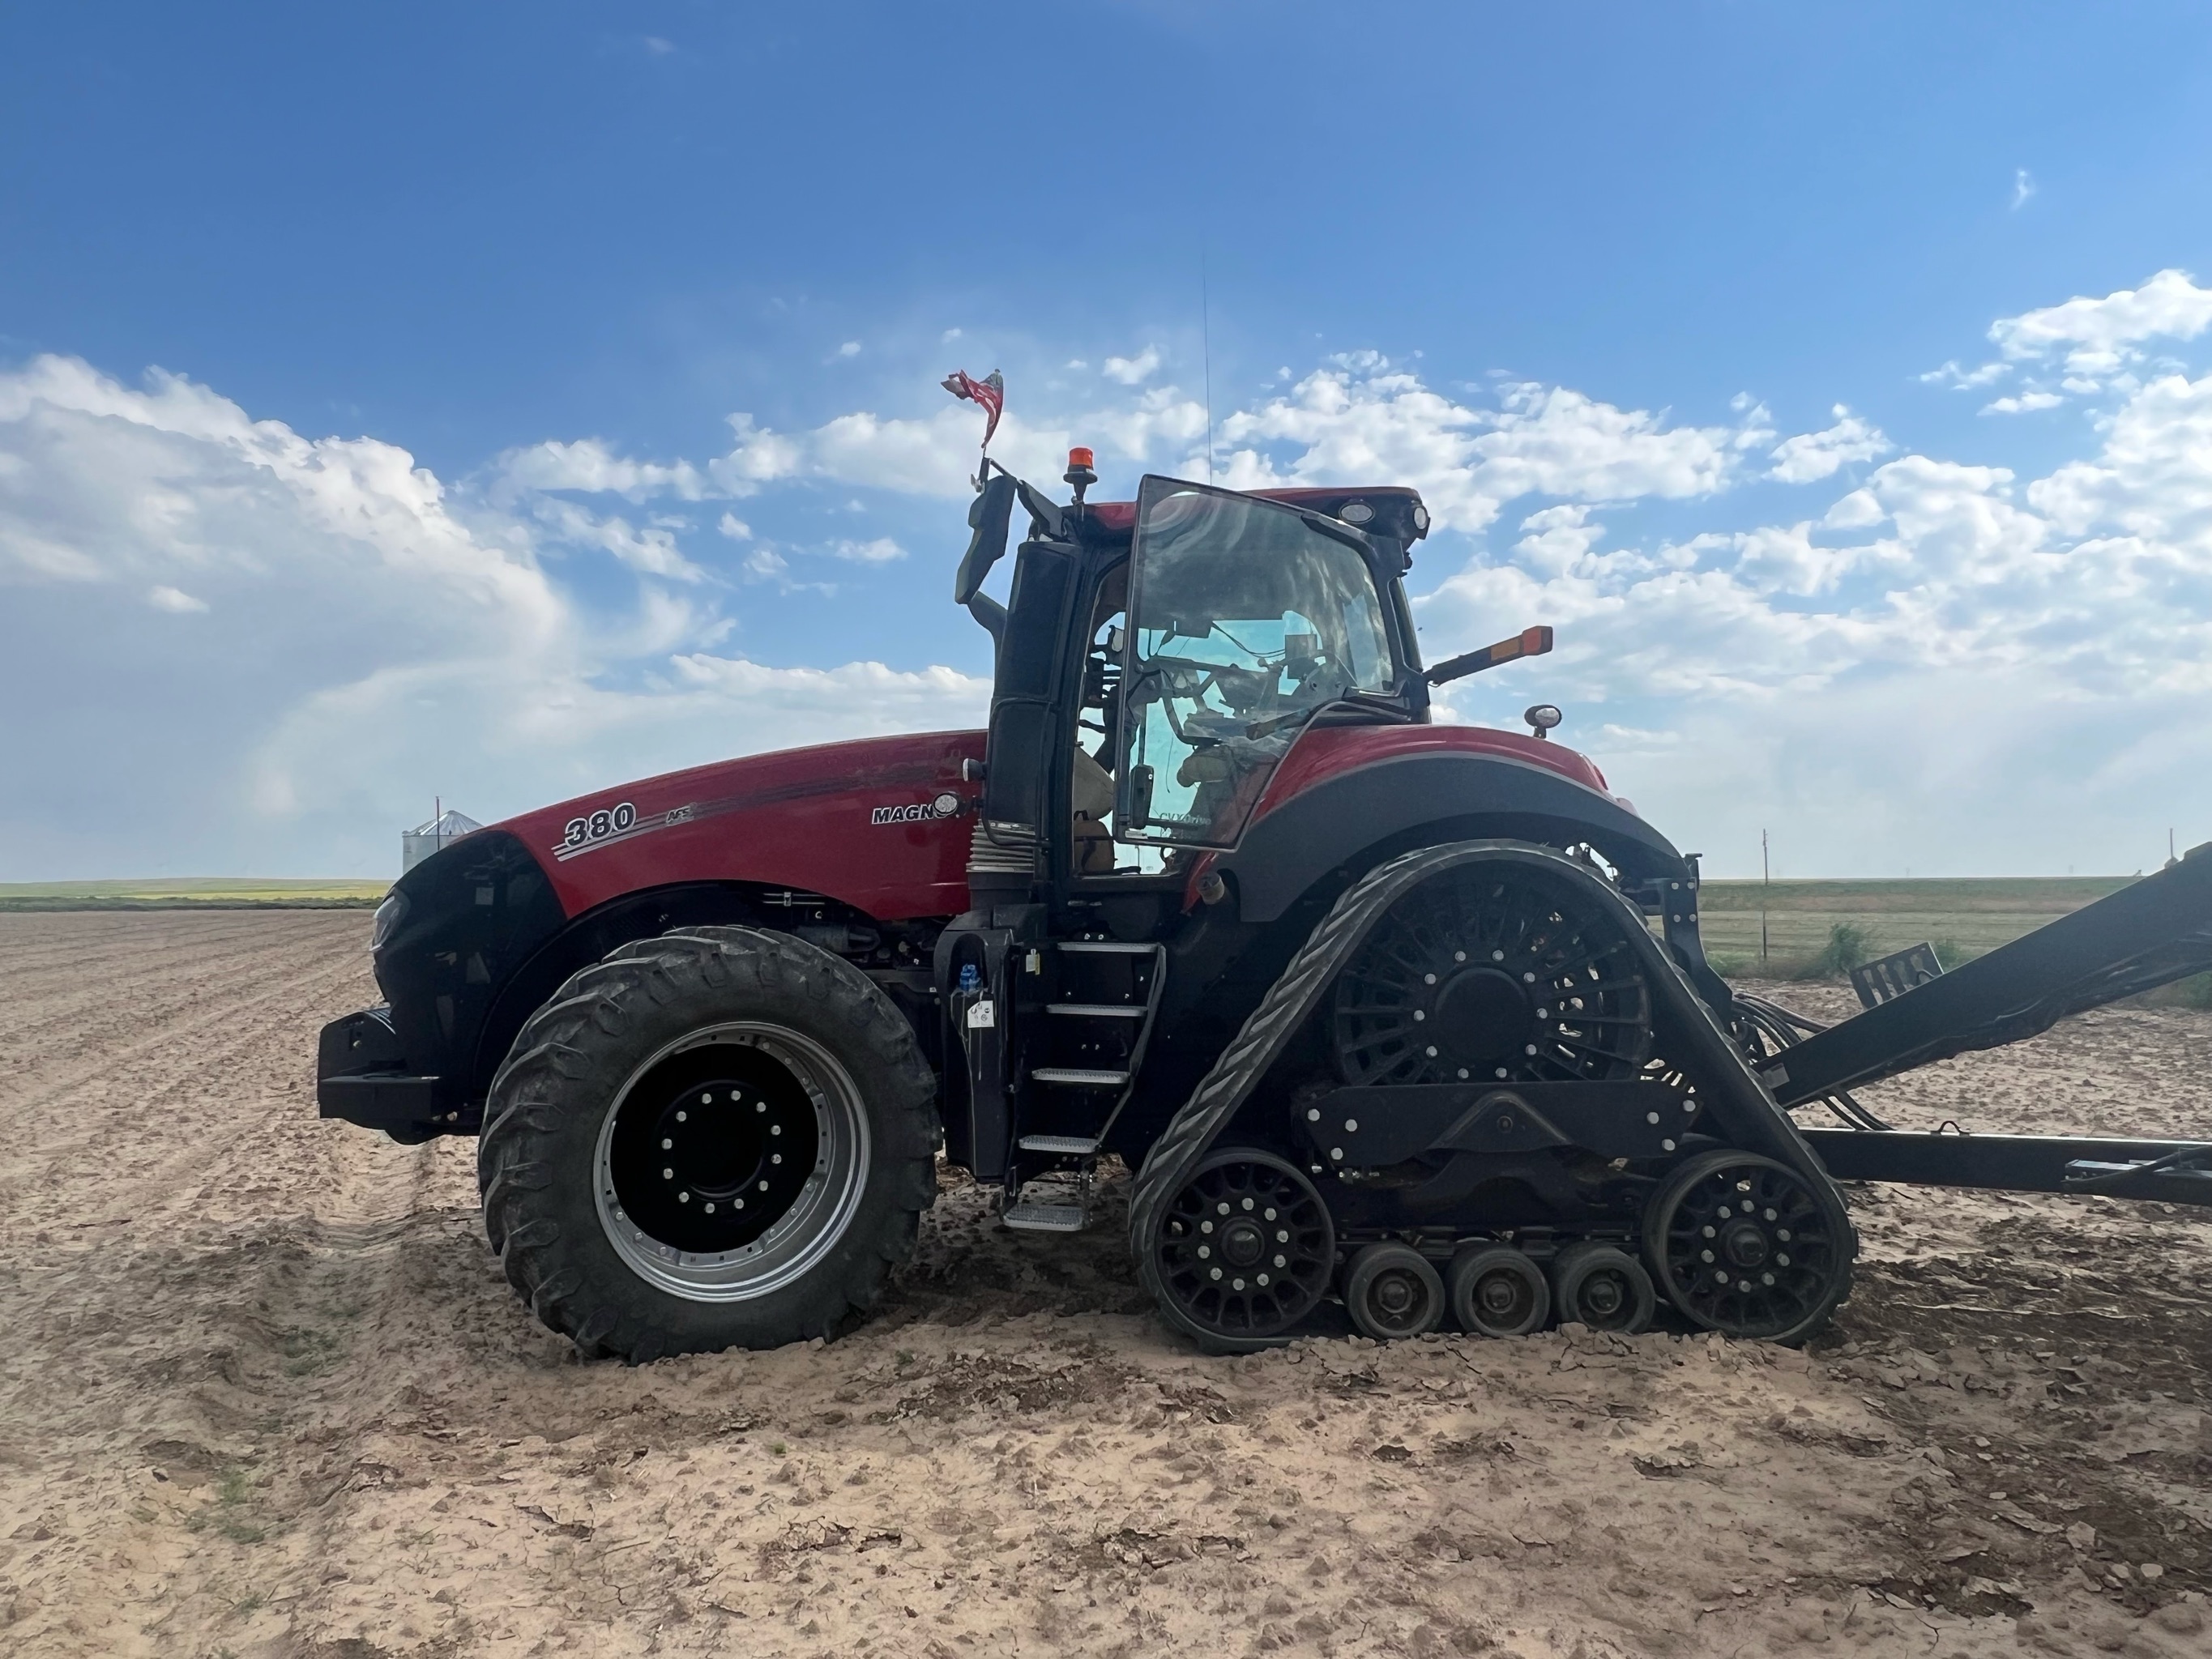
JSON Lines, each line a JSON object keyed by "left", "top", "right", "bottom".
{"left": 1343, "top": 1243, "right": 1446, "bottom": 1340}
{"left": 476, "top": 927, "right": 937, "bottom": 1361}
{"left": 1548, "top": 1242, "right": 1656, "bottom": 1334}
{"left": 1446, "top": 1245, "right": 1551, "bottom": 1337}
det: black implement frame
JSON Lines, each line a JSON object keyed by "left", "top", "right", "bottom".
{"left": 1753, "top": 848, "right": 2212, "bottom": 1209}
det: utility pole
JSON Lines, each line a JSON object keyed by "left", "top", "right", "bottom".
{"left": 435, "top": 795, "right": 442, "bottom": 853}
{"left": 1761, "top": 829, "right": 1774, "bottom": 964}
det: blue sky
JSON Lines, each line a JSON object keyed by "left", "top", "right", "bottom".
{"left": 6, "top": 3, "right": 2212, "bottom": 879}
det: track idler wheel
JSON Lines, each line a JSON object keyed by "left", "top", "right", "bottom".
{"left": 1447, "top": 1245, "right": 1551, "bottom": 1337}
{"left": 1343, "top": 1243, "right": 1446, "bottom": 1340}
{"left": 1146, "top": 1149, "right": 1335, "bottom": 1353}
{"left": 1642, "top": 1150, "right": 1853, "bottom": 1344}
{"left": 1548, "top": 1242, "right": 1656, "bottom": 1333}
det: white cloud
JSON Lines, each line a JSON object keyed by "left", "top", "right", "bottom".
{"left": 2011, "top": 168, "right": 2035, "bottom": 211}
{"left": 1103, "top": 345, "right": 1161, "bottom": 385}
{"left": 716, "top": 511, "right": 752, "bottom": 540}
{"left": 1821, "top": 488, "right": 1885, "bottom": 530}
{"left": 527, "top": 496, "right": 707, "bottom": 582}
{"left": 493, "top": 437, "right": 707, "bottom": 502}
{"left": 1766, "top": 406, "right": 1890, "bottom": 484}
{"left": 1982, "top": 391, "right": 2065, "bottom": 416}
{"left": 0, "top": 356, "right": 984, "bottom": 877}
{"left": 147, "top": 583, "right": 208, "bottom": 613}
{"left": 1988, "top": 268, "right": 2212, "bottom": 371}
{"left": 837, "top": 340, "right": 862, "bottom": 358}
{"left": 1919, "top": 360, "right": 2009, "bottom": 390}
{"left": 827, "top": 536, "right": 906, "bottom": 564}
{"left": 1217, "top": 363, "right": 1759, "bottom": 534}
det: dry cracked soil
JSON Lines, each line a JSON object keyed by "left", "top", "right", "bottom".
{"left": 0, "top": 911, "right": 2207, "bottom": 1658}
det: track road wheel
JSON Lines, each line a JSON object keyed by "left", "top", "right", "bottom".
{"left": 1143, "top": 1149, "right": 1334, "bottom": 1354}
{"left": 476, "top": 927, "right": 937, "bottom": 1361}
{"left": 1447, "top": 1245, "right": 1551, "bottom": 1337}
{"left": 1548, "top": 1243, "right": 1656, "bottom": 1334}
{"left": 1642, "top": 1150, "right": 1853, "bottom": 1345}
{"left": 1343, "top": 1243, "right": 1446, "bottom": 1341}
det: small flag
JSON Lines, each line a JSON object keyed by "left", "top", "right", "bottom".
{"left": 942, "top": 369, "right": 1004, "bottom": 448}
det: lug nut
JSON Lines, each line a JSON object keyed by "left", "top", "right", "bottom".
{"left": 1344, "top": 1119, "right": 1359, "bottom": 1132}
{"left": 676, "top": 1111, "right": 688, "bottom": 1123}
{"left": 662, "top": 1167, "right": 674, "bottom": 1179}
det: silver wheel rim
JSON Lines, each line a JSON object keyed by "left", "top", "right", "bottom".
{"left": 591, "top": 1022, "right": 871, "bottom": 1303}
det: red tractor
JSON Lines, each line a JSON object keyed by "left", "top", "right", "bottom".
{"left": 319, "top": 454, "right": 2212, "bottom": 1361}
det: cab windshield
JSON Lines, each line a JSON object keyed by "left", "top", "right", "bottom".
{"left": 1117, "top": 478, "right": 1398, "bottom": 849}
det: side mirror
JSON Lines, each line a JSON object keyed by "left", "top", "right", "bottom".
{"left": 1425, "top": 625, "right": 1553, "bottom": 687}
{"left": 1524, "top": 704, "right": 1563, "bottom": 740}
{"left": 954, "top": 474, "right": 1017, "bottom": 640}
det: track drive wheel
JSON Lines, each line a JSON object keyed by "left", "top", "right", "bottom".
{"left": 1142, "top": 1148, "right": 1334, "bottom": 1354}
{"left": 1343, "top": 1243, "right": 1446, "bottom": 1340}
{"left": 1642, "top": 1150, "right": 1854, "bottom": 1345}
{"left": 476, "top": 928, "right": 938, "bottom": 1362}
{"left": 1548, "top": 1243, "right": 1656, "bottom": 1333}
{"left": 1447, "top": 1245, "right": 1551, "bottom": 1337}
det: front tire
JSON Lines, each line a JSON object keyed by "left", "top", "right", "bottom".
{"left": 477, "top": 927, "right": 937, "bottom": 1361}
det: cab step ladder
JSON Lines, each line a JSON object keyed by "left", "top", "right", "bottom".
{"left": 1001, "top": 940, "right": 1168, "bottom": 1234}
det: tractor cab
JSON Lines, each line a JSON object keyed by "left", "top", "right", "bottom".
{"left": 954, "top": 458, "right": 1437, "bottom": 900}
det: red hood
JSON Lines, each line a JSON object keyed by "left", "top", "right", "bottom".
{"left": 496, "top": 730, "right": 986, "bottom": 921}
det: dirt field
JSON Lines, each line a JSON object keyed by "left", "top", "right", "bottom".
{"left": 2, "top": 912, "right": 2207, "bottom": 1659}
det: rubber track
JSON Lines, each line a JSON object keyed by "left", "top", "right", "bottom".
{"left": 1128, "top": 839, "right": 1845, "bottom": 1314}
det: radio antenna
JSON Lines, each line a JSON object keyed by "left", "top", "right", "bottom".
{"left": 1201, "top": 249, "right": 1215, "bottom": 484}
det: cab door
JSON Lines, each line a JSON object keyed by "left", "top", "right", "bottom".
{"left": 1117, "top": 476, "right": 1402, "bottom": 851}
